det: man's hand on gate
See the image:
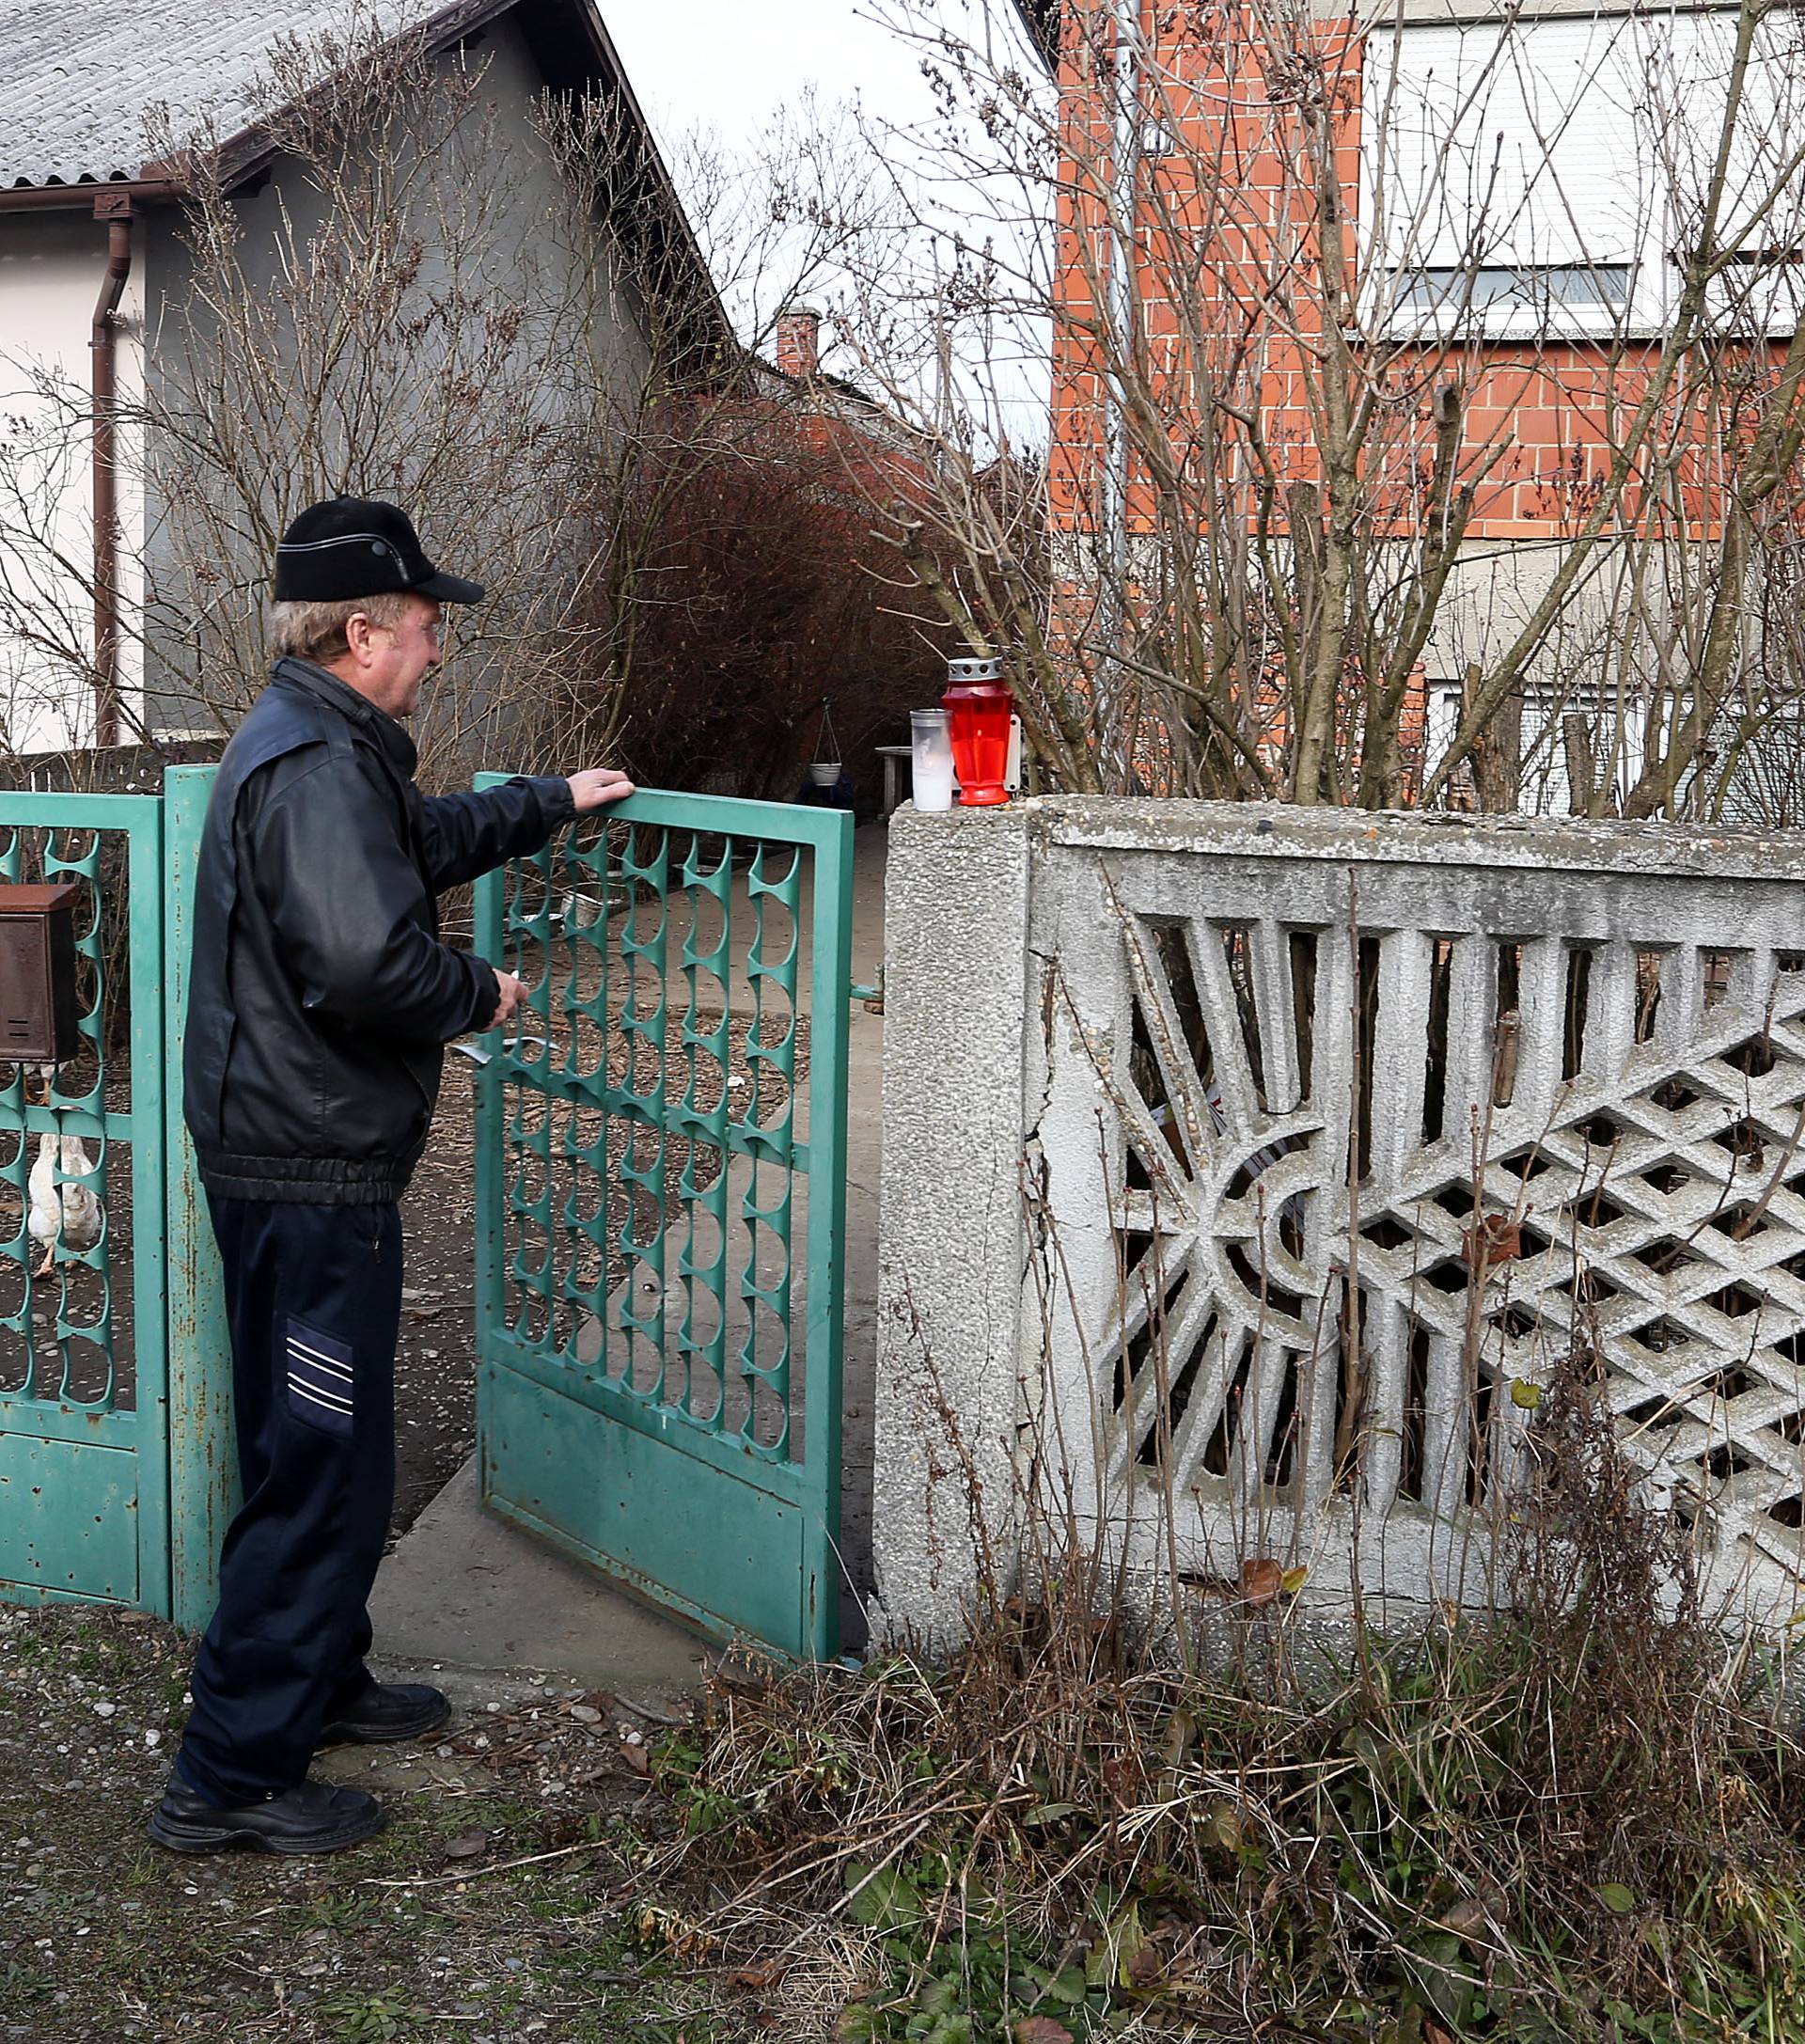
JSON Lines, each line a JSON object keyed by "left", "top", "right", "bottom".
{"left": 488, "top": 968, "right": 527, "bottom": 1030}
{"left": 567, "top": 767, "right": 636, "bottom": 813}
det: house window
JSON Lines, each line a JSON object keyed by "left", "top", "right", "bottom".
{"left": 1364, "top": 12, "right": 1804, "bottom": 341}
{"left": 1391, "top": 262, "right": 1633, "bottom": 319}
{"left": 1703, "top": 245, "right": 1805, "bottom": 337}
{"left": 1425, "top": 676, "right": 1651, "bottom": 818}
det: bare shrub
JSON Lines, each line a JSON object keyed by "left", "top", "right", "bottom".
{"left": 843, "top": 0, "right": 1805, "bottom": 816}
{"left": 557, "top": 397, "right": 949, "bottom": 805}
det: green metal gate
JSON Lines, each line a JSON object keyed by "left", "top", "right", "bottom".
{"left": 473, "top": 786, "right": 853, "bottom": 1659}
{"left": 0, "top": 767, "right": 230, "bottom": 1626}
{"left": 0, "top": 791, "right": 169, "bottom": 1611}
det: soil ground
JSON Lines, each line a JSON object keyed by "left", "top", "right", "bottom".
{"left": 0, "top": 1604, "right": 750, "bottom": 2043}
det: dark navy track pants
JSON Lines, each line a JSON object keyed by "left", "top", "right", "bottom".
{"left": 175, "top": 1196, "right": 403, "bottom": 1806}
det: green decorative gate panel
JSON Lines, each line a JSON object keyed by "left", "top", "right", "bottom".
{"left": 0, "top": 794, "right": 169, "bottom": 1612}
{"left": 473, "top": 786, "right": 853, "bottom": 1659}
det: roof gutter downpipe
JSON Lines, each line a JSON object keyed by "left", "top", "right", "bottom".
{"left": 90, "top": 200, "right": 133, "bottom": 750}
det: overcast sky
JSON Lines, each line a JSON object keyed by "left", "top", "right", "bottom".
{"left": 604, "top": 0, "right": 958, "bottom": 165}
{"left": 601, "top": 0, "right": 1048, "bottom": 436}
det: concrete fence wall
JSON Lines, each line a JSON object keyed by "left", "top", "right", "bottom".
{"left": 871, "top": 799, "right": 1805, "bottom": 1644}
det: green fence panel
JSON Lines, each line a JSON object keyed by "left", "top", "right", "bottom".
{"left": 0, "top": 791, "right": 171, "bottom": 1612}
{"left": 473, "top": 785, "right": 853, "bottom": 1659}
{"left": 163, "top": 764, "right": 234, "bottom": 1629}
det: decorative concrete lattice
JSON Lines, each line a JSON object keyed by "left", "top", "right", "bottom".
{"left": 1030, "top": 807, "right": 1805, "bottom": 1616}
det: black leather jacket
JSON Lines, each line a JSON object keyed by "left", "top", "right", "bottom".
{"left": 183, "top": 657, "right": 574, "bottom": 1203}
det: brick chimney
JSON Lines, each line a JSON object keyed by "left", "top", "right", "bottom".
{"left": 776, "top": 303, "right": 821, "bottom": 380}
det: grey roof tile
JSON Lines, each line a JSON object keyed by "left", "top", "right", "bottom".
{"left": 0, "top": 0, "right": 453, "bottom": 188}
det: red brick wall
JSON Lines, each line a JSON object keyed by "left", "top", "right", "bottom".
{"left": 1046, "top": 0, "right": 1775, "bottom": 547}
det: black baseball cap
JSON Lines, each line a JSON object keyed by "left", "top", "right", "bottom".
{"left": 273, "top": 497, "right": 485, "bottom": 605}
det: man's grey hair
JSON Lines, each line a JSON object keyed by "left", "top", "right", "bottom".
{"left": 268, "top": 591, "right": 413, "bottom": 664}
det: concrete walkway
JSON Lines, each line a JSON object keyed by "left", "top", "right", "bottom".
{"left": 369, "top": 1460, "right": 708, "bottom": 1698}
{"left": 369, "top": 820, "right": 887, "bottom": 1686}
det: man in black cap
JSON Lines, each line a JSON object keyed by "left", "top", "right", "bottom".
{"left": 149, "top": 498, "right": 633, "bottom": 1855}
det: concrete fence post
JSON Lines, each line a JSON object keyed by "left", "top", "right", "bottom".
{"left": 870, "top": 803, "right": 1035, "bottom": 1647}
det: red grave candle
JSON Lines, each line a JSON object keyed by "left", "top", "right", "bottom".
{"left": 943, "top": 656, "right": 1012, "bottom": 807}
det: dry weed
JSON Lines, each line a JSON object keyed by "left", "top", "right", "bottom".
{"left": 658, "top": 1329, "right": 1805, "bottom": 2041}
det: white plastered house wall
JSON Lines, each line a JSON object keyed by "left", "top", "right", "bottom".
{"left": 0, "top": 0, "right": 715, "bottom": 760}
{"left": 0, "top": 211, "right": 146, "bottom": 753}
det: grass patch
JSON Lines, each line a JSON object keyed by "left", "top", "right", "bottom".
{"left": 8, "top": 1338, "right": 1804, "bottom": 2039}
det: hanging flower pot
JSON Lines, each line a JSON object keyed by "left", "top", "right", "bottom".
{"left": 796, "top": 699, "right": 853, "bottom": 809}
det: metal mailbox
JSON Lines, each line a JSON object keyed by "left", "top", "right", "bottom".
{"left": 0, "top": 883, "right": 81, "bottom": 1062}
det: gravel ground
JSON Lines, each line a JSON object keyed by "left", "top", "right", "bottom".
{"left": 0, "top": 1604, "right": 761, "bottom": 2043}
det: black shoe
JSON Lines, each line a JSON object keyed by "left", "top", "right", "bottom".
{"left": 148, "top": 1774, "right": 385, "bottom": 1856}
{"left": 318, "top": 1681, "right": 451, "bottom": 1747}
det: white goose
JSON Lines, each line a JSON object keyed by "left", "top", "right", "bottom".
{"left": 26, "top": 1067, "right": 102, "bottom": 1276}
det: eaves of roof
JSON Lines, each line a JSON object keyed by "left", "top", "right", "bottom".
{"left": 0, "top": 175, "right": 180, "bottom": 213}
{"left": 750, "top": 355, "right": 887, "bottom": 416}
{"left": 1011, "top": 0, "right": 1059, "bottom": 71}
{"left": 746, "top": 355, "right": 940, "bottom": 467}
{"left": 0, "top": 0, "right": 735, "bottom": 373}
